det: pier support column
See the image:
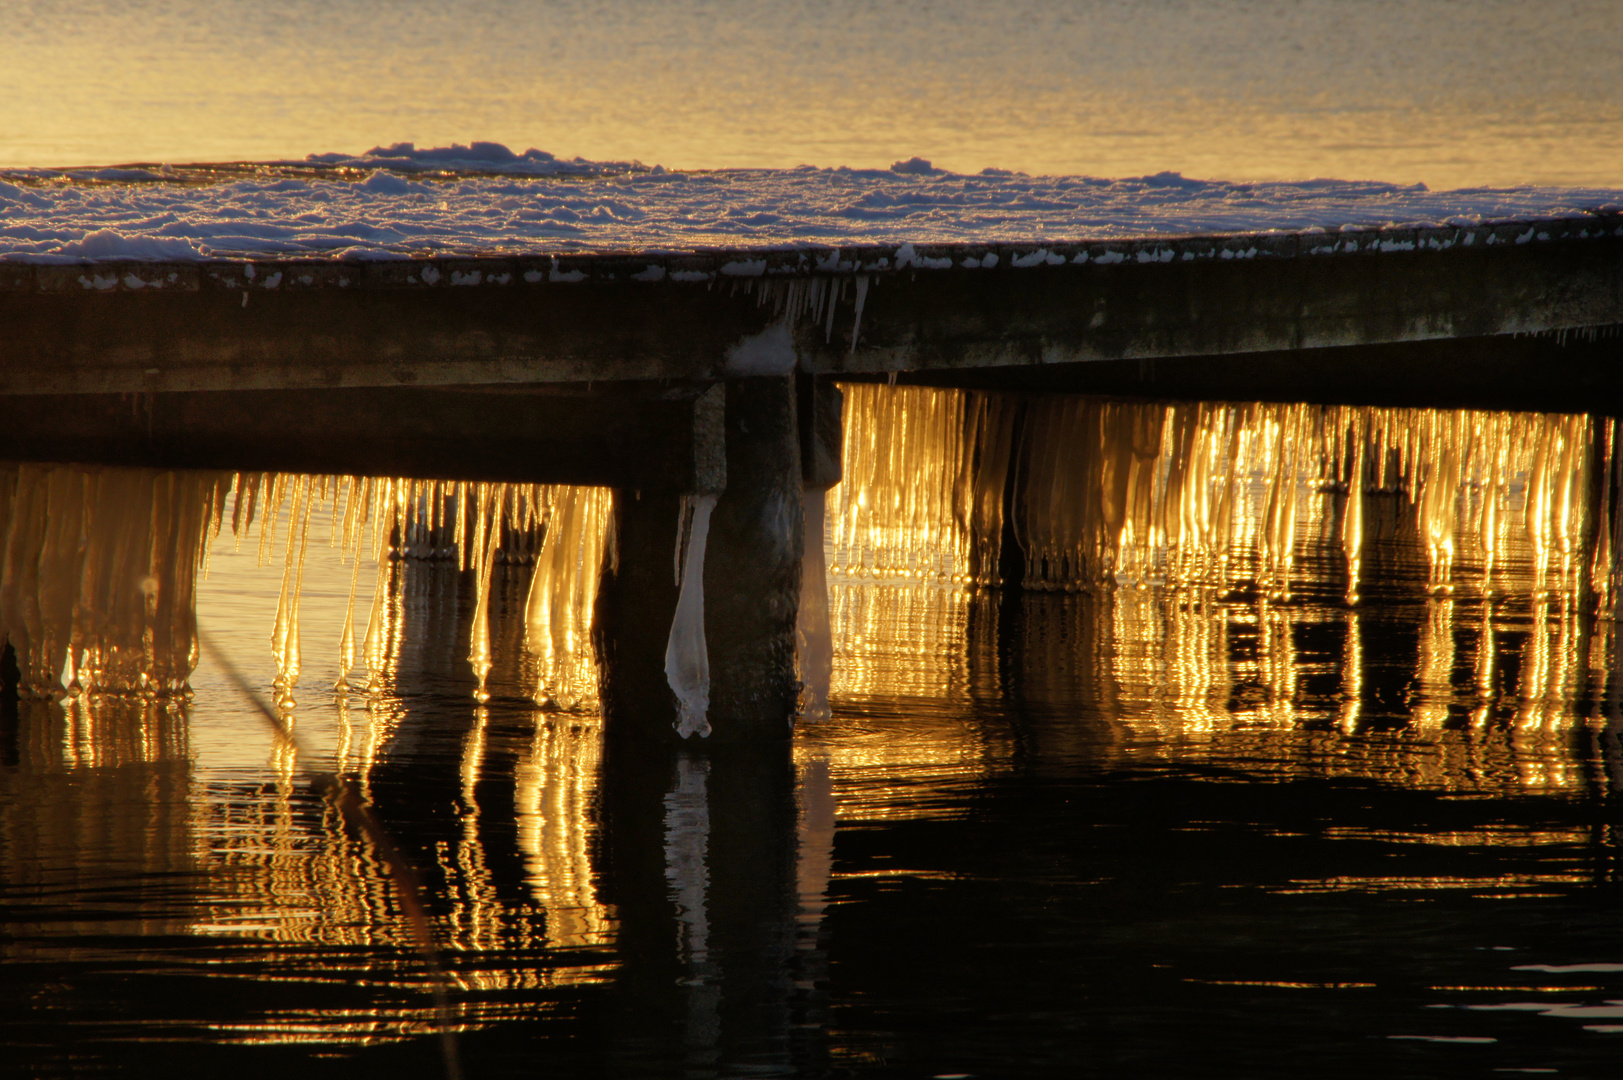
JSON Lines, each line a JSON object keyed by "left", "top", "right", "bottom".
{"left": 703, "top": 376, "right": 803, "bottom": 737}
{"left": 596, "top": 376, "right": 804, "bottom": 744}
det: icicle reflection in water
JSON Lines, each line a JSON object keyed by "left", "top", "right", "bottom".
{"left": 156, "top": 710, "right": 612, "bottom": 1042}
{"left": 0, "top": 700, "right": 614, "bottom": 1044}
{"left": 0, "top": 474, "right": 617, "bottom": 1048}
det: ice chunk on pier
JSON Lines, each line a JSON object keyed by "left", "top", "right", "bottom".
{"left": 666, "top": 495, "right": 717, "bottom": 739}
{"left": 796, "top": 487, "right": 833, "bottom": 722}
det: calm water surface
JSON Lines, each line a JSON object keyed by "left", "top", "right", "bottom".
{"left": 3, "top": 0, "right": 1621, "bottom": 186}
{"left": 2, "top": 388, "right": 1622, "bottom": 1077}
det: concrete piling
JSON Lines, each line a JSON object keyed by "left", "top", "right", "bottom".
{"left": 597, "top": 375, "right": 807, "bottom": 744}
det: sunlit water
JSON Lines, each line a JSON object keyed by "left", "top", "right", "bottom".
{"left": 3, "top": 0, "right": 1621, "bottom": 187}
{"left": 4, "top": 384, "right": 1623, "bottom": 1077}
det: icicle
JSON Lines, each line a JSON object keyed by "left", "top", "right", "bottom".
{"left": 256, "top": 472, "right": 286, "bottom": 567}
{"left": 232, "top": 471, "right": 258, "bottom": 550}
{"left": 467, "top": 484, "right": 505, "bottom": 703}
{"left": 1343, "top": 430, "right": 1365, "bottom": 604}
{"left": 455, "top": 481, "right": 468, "bottom": 570}
{"left": 666, "top": 494, "right": 717, "bottom": 738}
{"left": 524, "top": 486, "right": 612, "bottom": 709}
{"left": 848, "top": 275, "right": 868, "bottom": 354}
{"left": 361, "top": 554, "right": 392, "bottom": 691}
{"left": 0, "top": 463, "right": 219, "bottom": 699}
{"left": 270, "top": 475, "right": 312, "bottom": 706}
{"left": 796, "top": 487, "right": 833, "bottom": 722}
{"left": 336, "top": 545, "right": 362, "bottom": 691}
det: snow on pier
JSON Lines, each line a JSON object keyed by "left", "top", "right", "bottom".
{"left": 3, "top": 144, "right": 1621, "bottom": 263}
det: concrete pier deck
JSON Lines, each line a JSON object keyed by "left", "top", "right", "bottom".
{"left": 1, "top": 217, "right": 1618, "bottom": 398}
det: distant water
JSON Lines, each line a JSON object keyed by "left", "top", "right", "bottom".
{"left": 3, "top": 0, "right": 1620, "bottom": 187}
{"left": 3, "top": 385, "right": 1623, "bottom": 1076}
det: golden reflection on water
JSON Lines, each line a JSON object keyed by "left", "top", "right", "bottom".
{"left": 0, "top": 467, "right": 617, "bottom": 1046}
{"left": 4, "top": 383, "right": 1623, "bottom": 1051}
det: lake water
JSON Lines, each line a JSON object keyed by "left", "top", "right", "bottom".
{"left": 4, "top": 0, "right": 1621, "bottom": 188}
{"left": 2, "top": 384, "right": 1622, "bottom": 1077}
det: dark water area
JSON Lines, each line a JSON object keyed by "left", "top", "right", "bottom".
{"left": 4, "top": 391, "right": 1623, "bottom": 1078}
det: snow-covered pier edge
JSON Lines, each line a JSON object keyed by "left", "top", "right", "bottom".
{"left": 2, "top": 216, "right": 1620, "bottom": 397}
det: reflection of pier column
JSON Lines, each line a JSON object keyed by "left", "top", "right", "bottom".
{"left": 664, "top": 755, "right": 720, "bottom": 1065}
{"left": 599, "top": 739, "right": 804, "bottom": 1076}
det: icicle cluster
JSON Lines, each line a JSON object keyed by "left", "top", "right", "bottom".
{"left": 0, "top": 464, "right": 230, "bottom": 698}
{"left": 0, "top": 464, "right": 610, "bottom": 707}
{"left": 733, "top": 276, "right": 868, "bottom": 348}
{"left": 831, "top": 388, "right": 1605, "bottom": 601}
{"left": 827, "top": 384, "right": 1012, "bottom": 585}
{"left": 236, "top": 474, "right": 612, "bottom": 708}
{"left": 523, "top": 486, "right": 612, "bottom": 709}
{"left": 1025, "top": 402, "right": 1595, "bottom": 599}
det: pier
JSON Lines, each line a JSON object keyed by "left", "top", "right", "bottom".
{"left": 2, "top": 217, "right": 1621, "bottom": 744}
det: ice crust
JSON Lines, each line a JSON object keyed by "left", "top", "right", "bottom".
{"left": 2, "top": 146, "right": 1620, "bottom": 262}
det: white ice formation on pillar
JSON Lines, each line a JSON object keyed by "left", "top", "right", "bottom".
{"left": 665, "top": 494, "right": 717, "bottom": 739}
{"left": 796, "top": 487, "right": 833, "bottom": 722}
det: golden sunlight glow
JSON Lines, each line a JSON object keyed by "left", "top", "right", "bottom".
{"left": 823, "top": 387, "right": 1623, "bottom": 798}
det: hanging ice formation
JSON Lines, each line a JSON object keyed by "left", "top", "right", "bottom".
{"left": 665, "top": 494, "right": 716, "bottom": 738}
{"left": 524, "top": 486, "right": 613, "bottom": 709}
{"left": 827, "top": 384, "right": 1013, "bottom": 585}
{"left": 829, "top": 386, "right": 1610, "bottom": 602}
{"left": 7, "top": 386, "right": 1612, "bottom": 721}
{"left": 0, "top": 464, "right": 231, "bottom": 698}
{"left": 0, "top": 464, "right": 611, "bottom": 707}
{"left": 796, "top": 487, "right": 834, "bottom": 722}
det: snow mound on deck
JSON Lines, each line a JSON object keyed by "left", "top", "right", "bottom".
{"left": 1, "top": 143, "right": 1620, "bottom": 262}
{"left": 298, "top": 141, "right": 649, "bottom": 177}
{"left": 52, "top": 229, "right": 209, "bottom": 260}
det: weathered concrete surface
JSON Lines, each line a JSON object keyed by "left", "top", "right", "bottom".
{"left": 703, "top": 377, "right": 802, "bottom": 735}
{"left": 0, "top": 383, "right": 726, "bottom": 493}
{"left": 798, "top": 233, "right": 1623, "bottom": 377}
{"left": 798, "top": 375, "right": 844, "bottom": 490}
{"left": 900, "top": 329, "right": 1623, "bottom": 416}
{"left": 0, "top": 220, "right": 1617, "bottom": 395}
{"left": 594, "top": 490, "right": 687, "bottom": 737}
{"left": 0, "top": 275, "right": 781, "bottom": 394}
